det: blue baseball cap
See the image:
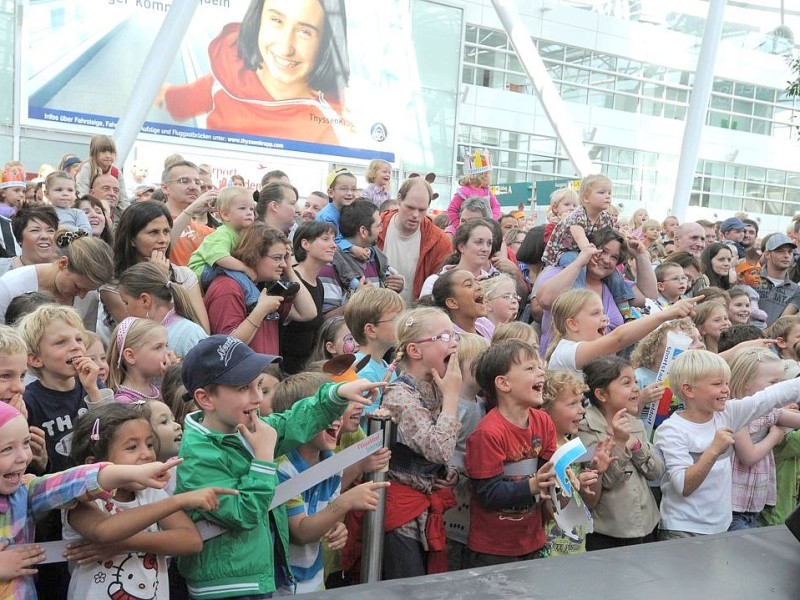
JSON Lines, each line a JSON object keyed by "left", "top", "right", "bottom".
{"left": 720, "top": 217, "right": 745, "bottom": 233}
{"left": 181, "top": 335, "right": 280, "bottom": 395}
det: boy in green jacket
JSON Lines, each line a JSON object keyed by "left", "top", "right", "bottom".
{"left": 176, "top": 335, "right": 382, "bottom": 599}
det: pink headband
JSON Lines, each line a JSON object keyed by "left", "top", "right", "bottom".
{"left": 116, "top": 317, "right": 139, "bottom": 367}
{"left": 0, "top": 402, "right": 22, "bottom": 430}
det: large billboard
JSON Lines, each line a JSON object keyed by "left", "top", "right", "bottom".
{"left": 22, "top": 0, "right": 405, "bottom": 161}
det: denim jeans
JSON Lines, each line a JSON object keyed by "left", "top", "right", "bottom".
{"left": 729, "top": 511, "right": 759, "bottom": 531}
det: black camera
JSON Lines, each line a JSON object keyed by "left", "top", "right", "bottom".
{"left": 266, "top": 280, "right": 300, "bottom": 298}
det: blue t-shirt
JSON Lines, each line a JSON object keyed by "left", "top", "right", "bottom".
{"left": 316, "top": 202, "right": 353, "bottom": 251}
{"left": 355, "top": 351, "right": 396, "bottom": 426}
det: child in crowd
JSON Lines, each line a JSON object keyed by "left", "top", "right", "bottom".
{"left": 318, "top": 169, "right": 369, "bottom": 259}
{"left": 466, "top": 340, "right": 573, "bottom": 567}
{"left": 63, "top": 403, "right": 233, "bottom": 599}
{"left": 160, "top": 364, "right": 193, "bottom": 426}
{"left": 0, "top": 400, "right": 188, "bottom": 598}
{"left": 541, "top": 175, "right": 635, "bottom": 320}
{"left": 344, "top": 286, "right": 404, "bottom": 417}
{"left": 75, "top": 135, "right": 129, "bottom": 212}
{"left": 692, "top": 301, "right": 730, "bottom": 353}
{"left": 718, "top": 324, "right": 764, "bottom": 354}
{"left": 447, "top": 158, "right": 501, "bottom": 230}
{"left": 381, "top": 307, "right": 462, "bottom": 579}
{"left": 117, "top": 261, "right": 208, "bottom": 358}
{"left": 727, "top": 287, "right": 753, "bottom": 326}
{"left": 641, "top": 219, "right": 662, "bottom": 247}
{"left": 546, "top": 288, "right": 697, "bottom": 373}
{"left": 309, "top": 316, "right": 358, "bottom": 364}
{"left": 445, "top": 333, "right": 489, "bottom": 571}
{"left": 492, "top": 321, "right": 539, "bottom": 348}
{"left": 656, "top": 350, "right": 800, "bottom": 538}
{"left": 259, "top": 363, "right": 285, "bottom": 416}
{"left": 482, "top": 273, "right": 520, "bottom": 328}
{"left": 82, "top": 331, "right": 109, "bottom": 388}
{"left": 106, "top": 317, "right": 170, "bottom": 404}
{"left": 728, "top": 349, "right": 800, "bottom": 530}
{"left": 735, "top": 261, "right": 767, "bottom": 329}
{"left": 760, "top": 428, "right": 800, "bottom": 527}
{"left": 769, "top": 315, "right": 800, "bottom": 361}
{"left": 628, "top": 208, "right": 649, "bottom": 240}
{"left": 360, "top": 159, "right": 392, "bottom": 208}
{"left": 175, "top": 335, "right": 382, "bottom": 599}
{"left": 430, "top": 269, "right": 495, "bottom": 341}
{"left": 579, "top": 356, "right": 665, "bottom": 549}
{"left": 662, "top": 216, "right": 679, "bottom": 242}
{"left": 0, "top": 162, "right": 26, "bottom": 217}
{"left": 546, "top": 187, "right": 578, "bottom": 227}
{"left": 646, "top": 262, "right": 688, "bottom": 313}
{"left": 272, "top": 372, "right": 389, "bottom": 594}
{"left": 188, "top": 186, "right": 256, "bottom": 290}
{"left": 43, "top": 172, "right": 90, "bottom": 235}
{"left": 147, "top": 400, "right": 183, "bottom": 462}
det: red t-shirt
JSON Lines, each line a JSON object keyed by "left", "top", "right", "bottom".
{"left": 204, "top": 275, "right": 292, "bottom": 356}
{"left": 465, "top": 407, "right": 556, "bottom": 556}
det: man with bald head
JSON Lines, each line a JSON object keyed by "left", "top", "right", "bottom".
{"left": 90, "top": 173, "right": 124, "bottom": 221}
{"left": 377, "top": 177, "right": 451, "bottom": 304}
{"left": 673, "top": 222, "right": 706, "bottom": 257}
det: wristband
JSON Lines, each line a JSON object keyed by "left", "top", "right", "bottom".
{"left": 245, "top": 315, "right": 260, "bottom": 328}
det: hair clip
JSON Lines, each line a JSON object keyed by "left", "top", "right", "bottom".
{"left": 165, "top": 280, "right": 172, "bottom": 290}
{"left": 90, "top": 418, "right": 100, "bottom": 442}
{"left": 405, "top": 316, "right": 414, "bottom": 327}
{"left": 115, "top": 317, "right": 139, "bottom": 367}
{"left": 55, "top": 229, "right": 88, "bottom": 248}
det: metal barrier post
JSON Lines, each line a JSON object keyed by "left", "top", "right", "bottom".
{"left": 360, "top": 414, "right": 394, "bottom": 583}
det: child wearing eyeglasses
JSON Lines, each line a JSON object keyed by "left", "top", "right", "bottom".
{"left": 645, "top": 262, "right": 689, "bottom": 314}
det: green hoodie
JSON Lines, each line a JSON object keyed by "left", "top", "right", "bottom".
{"left": 176, "top": 382, "right": 348, "bottom": 598}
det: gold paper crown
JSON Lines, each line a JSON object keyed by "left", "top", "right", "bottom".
{"left": 464, "top": 149, "right": 492, "bottom": 175}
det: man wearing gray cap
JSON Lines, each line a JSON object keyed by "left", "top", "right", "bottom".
{"left": 757, "top": 233, "right": 800, "bottom": 325}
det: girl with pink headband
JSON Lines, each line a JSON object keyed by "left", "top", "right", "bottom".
{"left": 106, "top": 317, "right": 172, "bottom": 404}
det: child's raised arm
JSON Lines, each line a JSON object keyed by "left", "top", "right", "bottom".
{"left": 569, "top": 225, "right": 592, "bottom": 253}
{"left": 733, "top": 421, "right": 785, "bottom": 467}
{"left": 215, "top": 255, "right": 257, "bottom": 280}
{"left": 671, "top": 427, "right": 734, "bottom": 497}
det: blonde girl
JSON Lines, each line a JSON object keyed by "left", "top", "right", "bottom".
{"left": 492, "top": 321, "right": 539, "bottom": 349}
{"left": 728, "top": 348, "right": 800, "bottom": 530}
{"left": 361, "top": 159, "right": 392, "bottom": 207}
{"left": 308, "top": 316, "right": 357, "bottom": 363}
{"left": 546, "top": 288, "right": 697, "bottom": 373}
{"left": 628, "top": 208, "right": 649, "bottom": 240}
{"left": 692, "top": 301, "right": 730, "bottom": 353}
{"left": 447, "top": 160, "right": 501, "bottom": 229}
{"left": 107, "top": 317, "right": 171, "bottom": 404}
{"left": 75, "top": 134, "right": 129, "bottom": 210}
{"left": 546, "top": 187, "right": 578, "bottom": 224}
{"left": 578, "top": 356, "right": 665, "bottom": 550}
{"left": 381, "top": 306, "right": 462, "bottom": 579}
{"left": 481, "top": 273, "right": 519, "bottom": 328}
{"left": 64, "top": 403, "right": 234, "bottom": 598}
{"left": 117, "top": 261, "right": 207, "bottom": 358}
{"left": 0, "top": 161, "right": 26, "bottom": 217}
{"left": 640, "top": 219, "right": 661, "bottom": 247}
{"left": 83, "top": 330, "right": 109, "bottom": 387}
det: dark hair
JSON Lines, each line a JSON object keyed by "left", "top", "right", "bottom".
{"left": 260, "top": 170, "right": 289, "bottom": 187}
{"left": 293, "top": 220, "right": 336, "bottom": 262}
{"left": 430, "top": 268, "right": 464, "bottom": 315}
{"left": 5, "top": 291, "right": 56, "bottom": 326}
{"left": 589, "top": 227, "right": 628, "bottom": 265}
{"left": 340, "top": 199, "right": 378, "bottom": 239}
{"left": 11, "top": 204, "right": 59, "bottom": 244}
{"left": 161, "top": 160, "right": 198, "bottom": 184}
{"left": 742, "top": 218, "right": 758, "bottom": 233}
{"left": 664, "top": 251, "right": 701, "bottom": 273}
{"left": 232, "top": 222, "right": 288, "bottom": 273}
{"left": 446, "top": 219, "right": 494, "bottom": 266}
{"left": 74, "top": 194, "right": 113, "bottom": 246}
{"left": 583, "top": 355, "right": 630, "bottom": 408}
{"left": 112, "top": 201, "right": 173, "bottom": 278}
{"left": 514, "top": 225, "right": 546, "bottom": 265}
{"left": 700, "top": 242, "right": 733, "bottom": 290}
{"left": 474, "top": 340, "right": 538, "bottom": 410}
{"left": 255, "top": 183, "right": 298, "bottom": 221}
{"left": 69, "top": 403, "right": 153, "bottom": 465}
{"left": 718, "top": 324, "right": 764, "bottom": 353}
{"left": 237, "top": 0, "right": 350, "bottom": 103}
{"left": 150, "top": 189, "right": 167, "bottom": 203}
{"left": 161, "top": 363, "right": 193, "bottom": 426}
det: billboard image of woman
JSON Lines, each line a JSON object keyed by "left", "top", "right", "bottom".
{"left": 155, "top": 0, "right": 353, "bottom": 145}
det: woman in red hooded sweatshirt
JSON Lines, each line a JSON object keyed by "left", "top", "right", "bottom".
{"left": 156, "top": 0, "right": 352, "bottom": 145}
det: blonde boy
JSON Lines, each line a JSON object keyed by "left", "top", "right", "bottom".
{"left": 187, "top": 186, "right": 256, "bottom": 283}
{"left": 655, "top": 350, "right": 800, "bottom": 538}
{"left": 769, "top": 315, "right": 800, "bottom": 360}
{"left": 345, "top": 286, "right": 404, "bottom": 418}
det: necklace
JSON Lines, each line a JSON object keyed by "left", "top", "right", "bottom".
{"left": 116, "top": 383, "right": 160, "bottom": 401}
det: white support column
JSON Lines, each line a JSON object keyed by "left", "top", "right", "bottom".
{"left": 113, "top": 0, "right": 199, "bottom": 166}
{"left": 490, "top": 0, "right": 595, "bottom": 177}
{"left": 671, "top": 0, "right": 728, "bottom": 221}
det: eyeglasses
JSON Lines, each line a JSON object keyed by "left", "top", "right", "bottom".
{"left": 167, "top": 177, "right": 203, "bottom": 187}
{"left": 664, "top": 276, "right": 689, "bottom": 283}
{"left": 493, "top": 293, "right": 521, "bottom": 302}
{"left": 266, "top": 254, "right": 287, "bottom": 264}
{"left": 412, "top": 332, "right": 461, "bottom": 344}
{"left": 375, "top": 317, "right": 397, "bottom": 324}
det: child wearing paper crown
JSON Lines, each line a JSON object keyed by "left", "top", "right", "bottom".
{"left": 0, "top": 163, "right": 26, "bottom": 218}
{"left": 0, "top": 400, "right": 188, "bottom": 599}
{"left": 447, "top": 150, "right": 501, "bottom": 230}
{"left": 465, "top": 340, "right": 561, "bottom": 568}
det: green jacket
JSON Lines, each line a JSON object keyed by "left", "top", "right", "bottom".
{"left": 175, "top": 382, "right": 348, "bottom": 599}
{"left": 760, "top": 430, "right": 800, "bottom": 527}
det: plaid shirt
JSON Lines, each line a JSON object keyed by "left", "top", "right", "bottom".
{"left": 0, "top": 463, "right": 111, "bottom": 599}
{"left": 542, "top": 206, "right": 617, "bottom": 267}
{"left": 731, "top": 409, "right": 780, "bottom": 513}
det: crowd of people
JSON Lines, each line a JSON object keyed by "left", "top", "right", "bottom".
{"left": 0, "top": 135, "right": 799, "bottom": 599}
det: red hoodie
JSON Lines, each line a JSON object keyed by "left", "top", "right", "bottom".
{"left": 163, "top": 23, "right": 350, "bottom": 145}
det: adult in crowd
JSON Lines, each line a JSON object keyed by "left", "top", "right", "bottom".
{"left": 443, "top": 196, "right": 491, "bottom": 237}
{"left": 204, "top": 223, "right": 317, "bottom": 355}
{"left": 673, "top": 222, "right": 706, "bottom": 257}
{"left": 535, "top": 227, "right": 657, "bottom": 353}
{"left": 280, "top": 220, "right": 337, "bottom": 374}
{"left": 420, "top": 219, "right": 496, "bottom": 298}
{"left": 255, "top": 182, "right": 299, "bottom": 236}
{"left": 757, "top": 234, "right": 800, "bottom": 324}
{"left": 741, "top": 218, "right": 759, "bottom": 253}
{"left": 89, "top": 173, "right": 122, "bottom": 222}
{"left": 0, "top": 205, "right": 57, "bottom": 278}
{"left": 0, "top": 230, "right": 112, "bottom": 330}
{"left": 693, "top": 242, "right": 735, "bottom": 293}
{"left": 377, "top": 177, "right": 451, "bottom": 305}
{"left": 103, "top": 201, "right": 210, "bottom": 332}
{"left": 319, "top": 200, "right": 403, "bottom": 317}
{"left": 164, "top": 160, "right": 219, "bottom": 266}
{"left": 74, "top": 195, "right": 113, "bottom": 246}
{"left": 696, "top": 219, "right": 717, "bottom": 247}
{"left": 301, "top": 191, "right": 329, "bottom": 222}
